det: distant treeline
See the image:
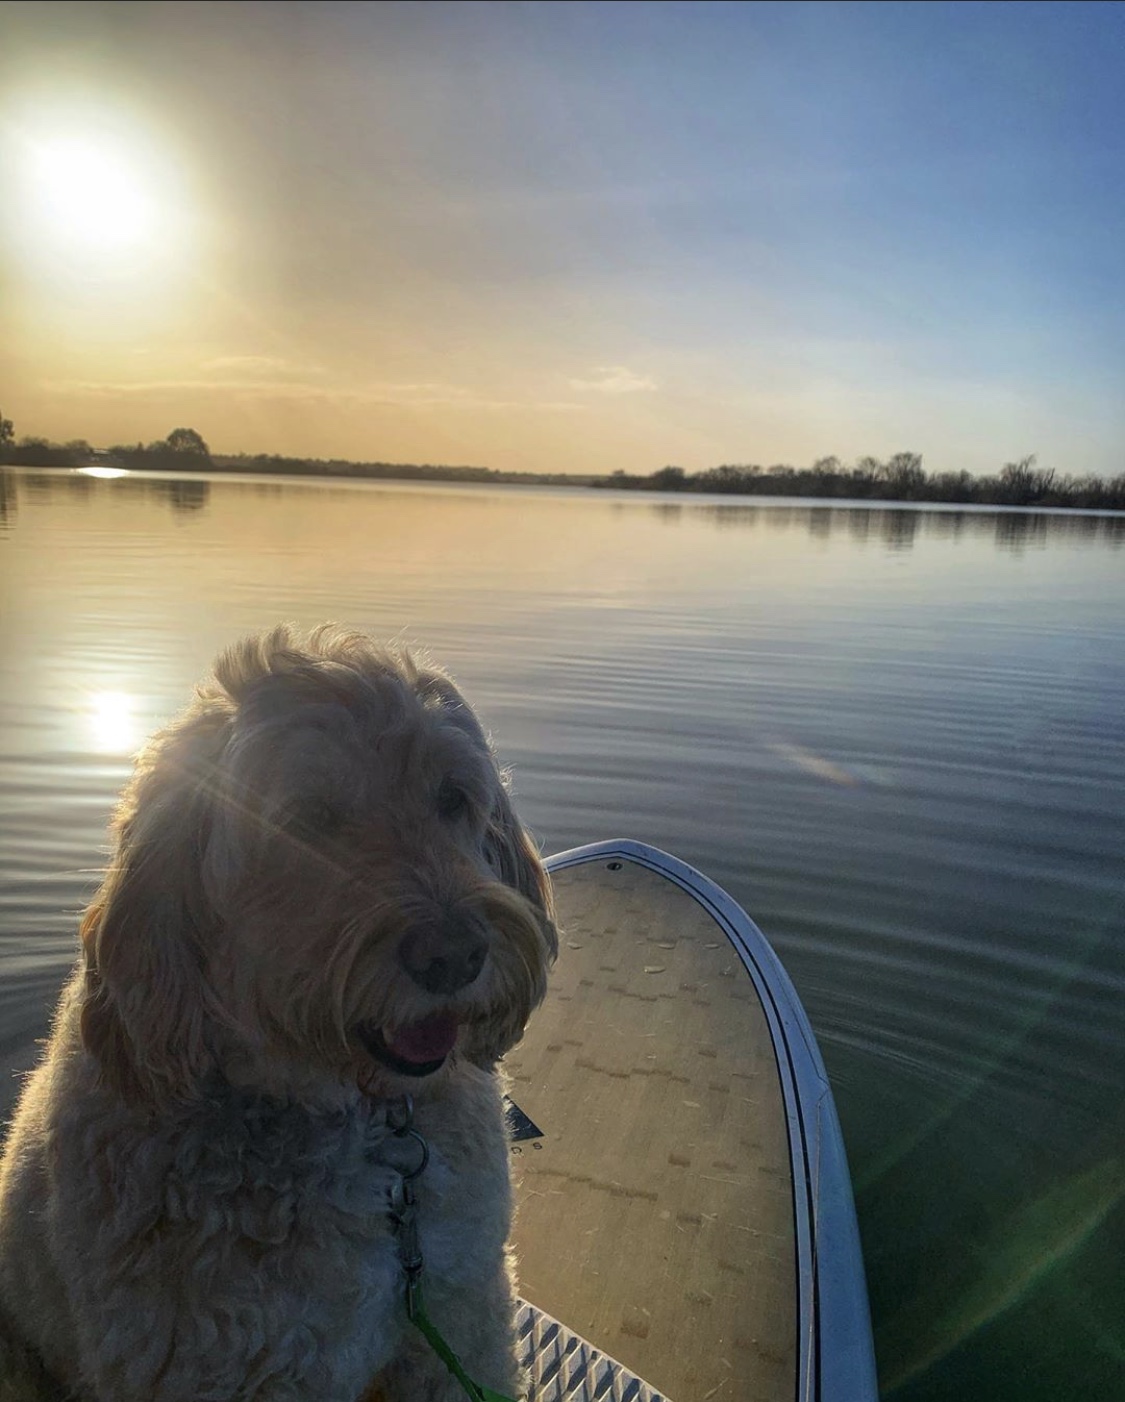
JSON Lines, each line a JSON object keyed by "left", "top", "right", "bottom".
{"left": 599, "top": 453, "right": 1125, "bottom": 510}
{"left": 2, "top": 411, "right": 1123, "bottom": 509}
{"left": 219, "top": 452, "right": 493, "bottom": 480}
{"left": 210, "top": 452, "right": 596, "bottom": 486}
{"left": 209, "top": 457, "right": 591, "bottom": 490}
{"left": 0, "top": 418, "right": 588, "bottom": 486}
{"left": 0, "top": 426, "right": 214, "bottom": 472}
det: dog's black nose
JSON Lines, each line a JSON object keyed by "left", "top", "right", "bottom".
{"left": 398, "top": 920, "right": 488, "bottom": 996}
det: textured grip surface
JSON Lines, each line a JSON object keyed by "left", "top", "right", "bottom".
{"left": 518, "top": 1301, "right": 668, "bottom": 1402}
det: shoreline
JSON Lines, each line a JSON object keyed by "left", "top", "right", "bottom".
{"left": 4, "top": 461, "right": 1124, "bottom": 517}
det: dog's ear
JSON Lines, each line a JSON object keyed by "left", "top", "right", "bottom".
{"left": 461, "top": 784, "right": 559, "bottom": 1068}
{"left": 487, "top": 783, "right": 556, "bottom": 937}
{"left": 80, "top": 706, "right": 230, "bottom": 1104}
{"left": 413, "top": 659, "right": 555, "bottom": 930}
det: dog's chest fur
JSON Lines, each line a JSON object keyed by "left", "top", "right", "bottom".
{"left": 1, "top": 1006, "right": 513, "bottom": 1401}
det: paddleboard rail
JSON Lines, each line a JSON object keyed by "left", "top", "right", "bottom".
{"left": 543, "top": 840, "right": 877, "bottom": 1402}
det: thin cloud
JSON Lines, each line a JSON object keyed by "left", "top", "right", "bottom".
{"left": 569, "top": 366, "right": 656, "bottom": 394}
{"left": 200, "top": 355, "right": 323, "bottom": 377}
{"left": 41, "top": 378, "right": 584, "bottom": 413}
{"left": 43, "top": 377, "right": 343, "bottom": 401}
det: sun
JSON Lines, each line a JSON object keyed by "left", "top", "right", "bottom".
{"left": 27, "top": 135, "right": 158, "bottom": 253}
{"left": 2, "top": 99, "right": 190, "bottom": 284}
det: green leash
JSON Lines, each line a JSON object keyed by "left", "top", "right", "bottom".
{"left": 407, "top": 1279, "right": 515, "bottom": 1402}
{"left": 387, "top": 1097, "right": 520, "bottom": 1402}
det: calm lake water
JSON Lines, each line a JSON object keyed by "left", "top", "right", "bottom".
{"left": 1, "top": 466, "right": 1123, "bottom": 1399}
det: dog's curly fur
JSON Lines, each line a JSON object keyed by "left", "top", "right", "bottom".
{"left": 0, "top": 626, "right": 558, "bottom": 1401}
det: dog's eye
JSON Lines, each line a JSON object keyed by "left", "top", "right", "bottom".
{"left": 281, "top": 798, "right": 345, "bottom": 838}
{"left": 436, "top": 779, "right": 468, "bottom": 821}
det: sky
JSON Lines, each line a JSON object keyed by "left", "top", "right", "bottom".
{"left": 1, "top": 0, "right": 1123, "bottom": 477}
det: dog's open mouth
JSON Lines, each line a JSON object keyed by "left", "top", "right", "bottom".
{"left": 357, "top": 1010, "right": 459, "bottom": 1078}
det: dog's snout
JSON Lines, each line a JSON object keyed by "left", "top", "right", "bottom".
{"left": 398, "top": 918, "right": 488, "bottom": 996}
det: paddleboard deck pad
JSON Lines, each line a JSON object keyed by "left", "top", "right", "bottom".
{"left": 516, "top": 1300, "right": 665, "bottom": 1401}
{"left": 508, "top": 841, "right": 876, "bottom": 1402}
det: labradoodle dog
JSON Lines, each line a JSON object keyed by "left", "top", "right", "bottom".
{"left": 0, "top": 626, "right": 558, "bottom": 1401}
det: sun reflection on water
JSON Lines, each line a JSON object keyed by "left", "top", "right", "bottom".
{"left": 88, "top": 691, "right": 141, "bottom": 754}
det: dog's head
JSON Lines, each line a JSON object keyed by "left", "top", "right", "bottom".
{"left": 80, "top": 625, "right": 558, "bottom": 1104}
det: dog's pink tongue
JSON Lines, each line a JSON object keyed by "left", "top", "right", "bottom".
{"left": 387, "top": 1011, "right": 459, "bottom": 1064}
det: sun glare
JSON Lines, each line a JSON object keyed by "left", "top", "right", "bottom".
{"left": 88, "top": 691, "right": 141, "bottom": 754}
{"left": 28, "top": 136, "right": 158, "bottom": 252}
{"left": 2, "top": 98, "right": 193, "bottom": 292}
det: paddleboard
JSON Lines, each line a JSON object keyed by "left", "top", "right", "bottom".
{"left": 507, "top": 840, "right": 877, "bottom": 1402}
